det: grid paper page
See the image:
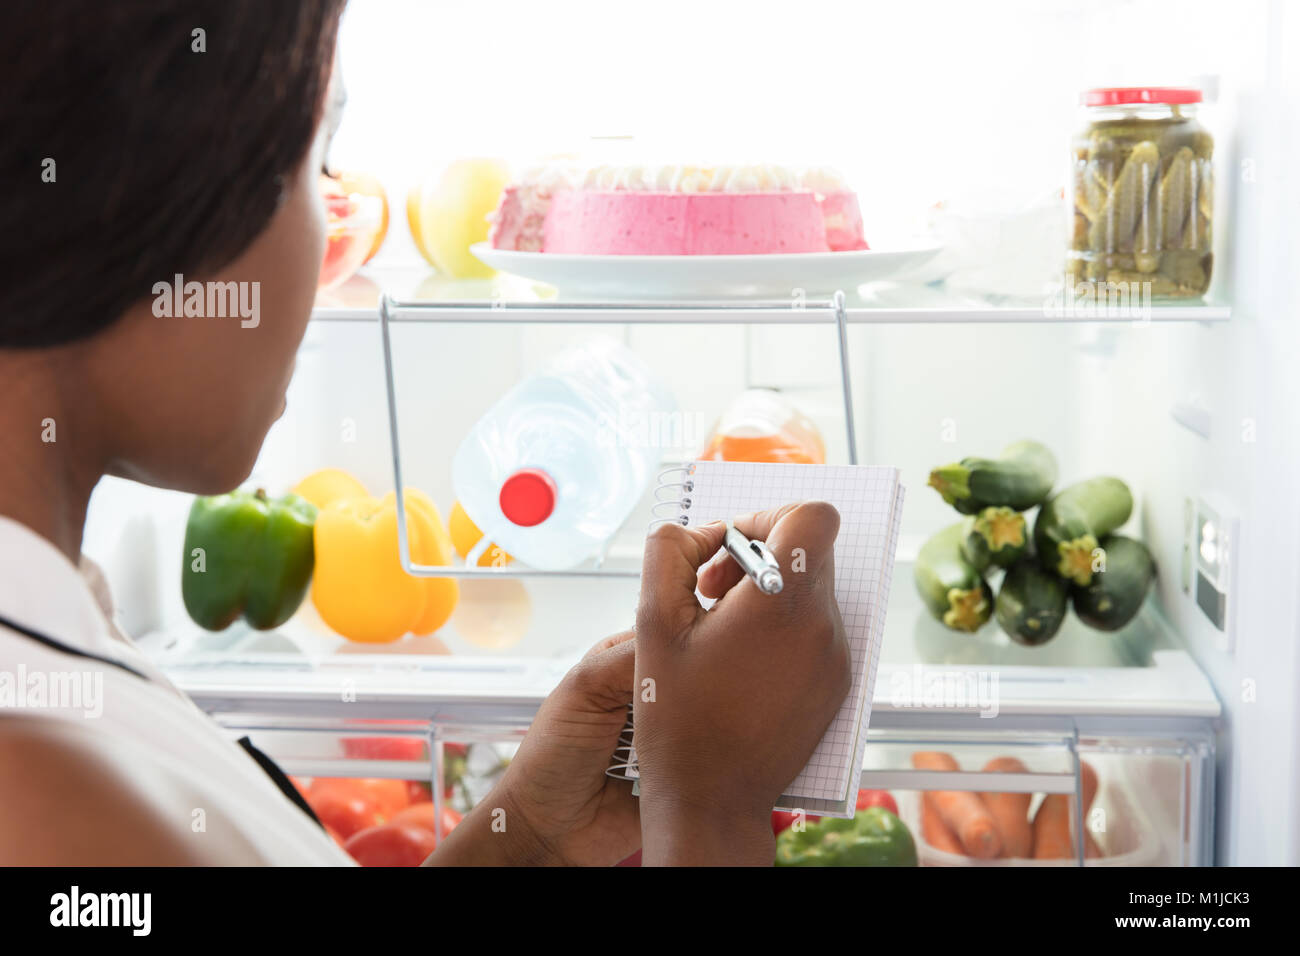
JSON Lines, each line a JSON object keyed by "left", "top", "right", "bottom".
{"left": 684, "top": 460, "right": 903, "bottom": 816}
{"left": 847, "top": 482, "right": 906, "bottom": 796}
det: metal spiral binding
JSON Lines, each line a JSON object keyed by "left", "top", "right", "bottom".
{"left": 605, "top": 463, "right": 697, "bottom": 785}
{"left": 605, "top": 704, "right": 639, "bottom": 782}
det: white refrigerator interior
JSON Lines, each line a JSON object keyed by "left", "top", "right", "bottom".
{"left": 82, "top": 0, "right": 1300, "bottom": 865}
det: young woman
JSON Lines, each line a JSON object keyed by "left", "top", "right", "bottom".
{"left": 0, "top": 1, "right": 849, "bottom": 866}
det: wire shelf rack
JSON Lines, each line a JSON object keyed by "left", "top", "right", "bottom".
{"left": 378, "top": 290, "right": 859, "bottom": 580}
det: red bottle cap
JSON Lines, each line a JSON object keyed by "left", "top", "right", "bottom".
{"left": 1082, "top": 87, "right": 1202, "bottom": 107}
{"left": 499, "top": 469, "right": 556, "bottom": 527}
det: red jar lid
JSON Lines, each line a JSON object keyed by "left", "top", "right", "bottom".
{"left": 1083, "top": 87, "right": 1202, "bottom": 107}
{"left": 499, "top": 468, "right": 556, "bottom": 527}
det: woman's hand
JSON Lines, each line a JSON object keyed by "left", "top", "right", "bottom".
{"left": 633, "top": 502, "right": 850, "bottom": 866}
{"left": 427, "top": 632, "right": 640, "bottom": 867}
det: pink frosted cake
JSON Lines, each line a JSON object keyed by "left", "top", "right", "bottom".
{"left": 488, "top": 165, "right": 868, "bottom": 256}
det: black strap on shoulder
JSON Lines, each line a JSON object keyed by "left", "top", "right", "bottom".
{"left": 0, "top": 609, "right": 149, "bottom": 681}
{"left": 0, "top": 610, "right": 325, "bottom": 831}
{"left": 235, "top": 735, "right": 324, "bottom": 828}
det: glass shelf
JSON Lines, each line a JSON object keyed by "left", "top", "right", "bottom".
{"left": 312, "top": 266, "right": 1231, "bottom": 324}
{"left": 146, "top": 560, "right": 1220, "bottom": 725}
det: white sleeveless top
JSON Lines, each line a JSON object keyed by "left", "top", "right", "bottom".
{"left": 0, "top": 516, "right": 354, "bottom": 865}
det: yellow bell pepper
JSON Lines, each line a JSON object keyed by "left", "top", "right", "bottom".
{"left": 292, "top": 468, "right": 371, "bottom": 511}
{"left": 448, "top": 500, "right": 513, "bottom": 568}
{"left": 311, "top": 489, "right": 459, "bottom": 643}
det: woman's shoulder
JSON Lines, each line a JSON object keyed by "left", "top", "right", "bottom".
{"left": 0, "top": 714, "right": 252, "bottom": 865}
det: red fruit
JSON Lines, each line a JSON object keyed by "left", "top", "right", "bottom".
{"left": 341, "top": 737, "right": 426, "bottom": 761}
{"left": 309, "top": 778, "right": 409, "bottom": 820}
{"left": 324, "top": 193, "right": 355, "bottom": 221}
{"left": 856, "top": 789, "right": 899, "bottom": 816}
{"left": 344, "top": 823, "right": 438, "bottom": 867}
{"left": 406, "top": 780, "right": 433, "bottom": 805}
{"left": 389, "top": 802, "right": 462, "bottom": 837}
{"left": 772, "top": 809, "right": 821, "bottom": 835}
{"left": 309, "top": 788, "right": 384, "bottom": 840}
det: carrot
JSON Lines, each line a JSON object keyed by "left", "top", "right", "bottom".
{"left": 1031, "top": 795, "right": 1073, "bottom": 858}
{"left": 1080, "top": 760, "right": 1098, "bottom": 809}
{"left": 1033, "top": 759, "right": 1100, "bottom": 859}
{"left": 911, "top": 751, "right": 1002, "bottom": 859}
{"left": 920, "top": 794, "right": 965, "bottom": 855}
{"left": 979, "top": 757, "right": 1033, "bottom": 858}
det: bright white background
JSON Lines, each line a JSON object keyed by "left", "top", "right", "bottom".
{"left": 330, "top": 0, "right": 1244, "bottom": 267}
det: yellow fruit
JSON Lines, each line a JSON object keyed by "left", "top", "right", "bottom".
{"left": 408, "top": 158, "right": 510, "bottom": 278}
{"left": 311, "top": 490, "right": 459, "bottom": 643}
{"left": 406, "top": 185, "right": 433, "bottom": 263}
{"left": 336, "top": 171, "right": 389, "bottom": 263}
{"left": 292, "top": 468, "right": 370, "bottom": 510}
{"left": 449, "top": 500, "right": 513, "bottom": 567}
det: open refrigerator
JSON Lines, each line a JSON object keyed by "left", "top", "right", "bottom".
{"left": 82, "top": 0, "right": 1300, "bottom": 866}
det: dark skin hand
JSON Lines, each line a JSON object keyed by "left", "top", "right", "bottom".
{"left": 428, "top": 501, "right": 848, "bottom": 868}
{"left": 428, "top": 631, "right": 640, "bottom": 866}
{"left": 634, "top": 501, "right": 850, "bottom": 866}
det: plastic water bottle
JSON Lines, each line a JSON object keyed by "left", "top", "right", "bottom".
{"left": 452, "top": 338, "right": 676, "bottom": 570}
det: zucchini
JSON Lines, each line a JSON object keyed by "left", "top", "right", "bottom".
{"left": 928, "top": 440, "right": 1058, "bottom": 513}
{"left": 996, "top": 559, "right": 1069, "bottom": 646}
{"left": 1033, "top": 477, "right": 1133, "bottom": 586}
{"left": 914, "top": 523, "right": 993, "bottom": 633}
{"left": 1072, "top": 534, "right": 1155, "bottom": 631}
{"left": 960, "top": 506, "right": 1030, "bottom": 572}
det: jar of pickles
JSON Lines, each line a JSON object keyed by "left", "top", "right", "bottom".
{"left": 1067, "top": 87, "right": 1213, "bottom": 297}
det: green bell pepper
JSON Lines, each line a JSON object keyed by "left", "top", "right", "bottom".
{"left": 775, "top": 807, "right": 918, "bottom": 867}
{"left": 181, "top": 489, "right": 317, "bottom": 631}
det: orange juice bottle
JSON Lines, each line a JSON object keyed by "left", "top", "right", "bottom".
{"left": 699, "top": 389, "right": 826, "bottom": 465}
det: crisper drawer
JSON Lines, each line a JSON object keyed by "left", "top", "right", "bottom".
{"left": 858, "top": 729, "right": 1210, "bottom": 867}
{"left": 235, "top": 718, "right": 1212, "bottom": 868}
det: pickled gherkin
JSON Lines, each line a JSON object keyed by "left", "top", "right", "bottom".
{"left": 1158, "top": 147, "right": 1195, "bottom": 248}
{"left": 1066, "top": 92, "right": 1214, "bottom": 298}
{"left": 1088, "top": 141, "right": 1159, "bottom": 252}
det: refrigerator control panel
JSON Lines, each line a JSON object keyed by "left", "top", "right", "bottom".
{"left": 1191, "top": 494, "right": 1239, "bottom": 651}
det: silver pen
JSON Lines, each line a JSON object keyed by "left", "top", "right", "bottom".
{"left": 723, "top": 523, "right": 784, "bottom": 595}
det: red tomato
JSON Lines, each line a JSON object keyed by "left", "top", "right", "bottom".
{"left": 389, "top": 802, "right": 462, "bottom": 837}
{"left": 345, "top": 823, "right": 438, "bottom": 867}
{"left": 405, "top": 780, "right": 433, "bottom": 805}
{"left": 444, "top": 743, "right": 468, "bottom": 759}
{"left": 323, "top": 824, "right": 348, "bottom": 848}
{"left": 856, "top": 789, "right": 899, "bottom": 816}
{"left": 771, "top": 810, "right": 820, "bottom": 835}
{"left": 309, "top": 788, "right": 385, "bottom": 840}
{"left": 340, "top": 737, "right": 426, "bottom": 761}
{"left": 310, "top": 778, "right": 410, "bottom": 820}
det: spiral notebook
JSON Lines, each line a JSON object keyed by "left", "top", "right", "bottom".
{"left": 608, "top": 460, "right": 906, "bottom": 818}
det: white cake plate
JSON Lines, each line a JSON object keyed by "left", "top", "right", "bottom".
{"left": 469, "top": 241, "right": 944, "bottom": 300}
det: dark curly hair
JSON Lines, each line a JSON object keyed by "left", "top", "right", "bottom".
{"left": 1, "top": 1, "right": 346, "bottom": 348}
